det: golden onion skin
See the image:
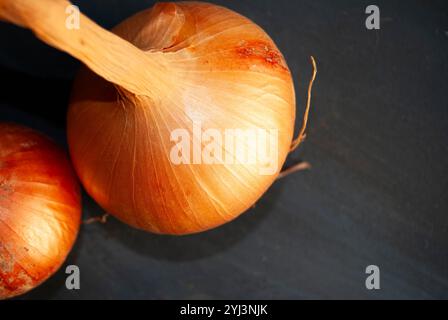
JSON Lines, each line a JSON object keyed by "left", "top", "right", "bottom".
{"left": 0, "top": 123, "right": 81, "bottom": 299}
{"left": 67, "top": 2, "right": 295, "bottom": 234}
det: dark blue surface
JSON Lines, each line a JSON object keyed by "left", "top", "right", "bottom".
{"left": 1, "top": 0, "right": 448, "bottom": 299}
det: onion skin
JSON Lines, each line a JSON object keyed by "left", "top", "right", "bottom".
{"left": 66, "top": 2, "right": 296, "bottom": 235}
{"left": 0, "top": 1, "right": 297, "bottom": 235}
{"left": 0, "top": 123, "right": 81, "bottom": 299}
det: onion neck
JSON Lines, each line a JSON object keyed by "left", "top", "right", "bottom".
{"left": 0, "top": 0, "right": 169, "bottom": 98}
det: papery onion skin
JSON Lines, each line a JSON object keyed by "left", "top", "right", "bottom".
{"left": 67, "top": 2, "right": 296, "bottom": 235}
{"left": 0, "top": 123, "right": 81, "bottom": 299}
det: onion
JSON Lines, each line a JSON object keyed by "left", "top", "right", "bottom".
{"left": 0, "top": 0, "right": 316, "bottom": 234}
{"left": 0, "top": 123, "right": 81, "bottom": 299}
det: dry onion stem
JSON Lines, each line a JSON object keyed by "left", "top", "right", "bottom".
{"left": 0, "top": 0, "right": 317, "bottom": 235}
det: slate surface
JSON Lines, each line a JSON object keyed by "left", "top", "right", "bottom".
{"left": 0, "top": 0, "right": 447, "bottom": 299}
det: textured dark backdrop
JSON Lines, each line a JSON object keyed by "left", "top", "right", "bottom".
{"left": 1, "top": 0, "right": 448, "bottom": 299}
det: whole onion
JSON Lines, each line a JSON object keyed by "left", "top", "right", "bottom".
{"left": 0, "top": 0, "right": 315, "bottom": 234}
{"left": 0, "top": 123, "right": 81, "bottom": 299}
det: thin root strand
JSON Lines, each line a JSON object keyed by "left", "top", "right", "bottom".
{"left": 277, "top": 161, "right": 311, "bottom": 180}
{"left": 290, "top": 56, "right": 317, "bottom": 152}
{"left": 83, "top": 213, "right": 110, "bottom": 225}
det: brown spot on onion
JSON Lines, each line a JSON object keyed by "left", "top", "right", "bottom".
{"left": 235, "top": 39, "right": 288, "bottom": 71}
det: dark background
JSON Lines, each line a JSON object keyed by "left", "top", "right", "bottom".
{"left": 1, "top": 0, "right": 448, "bottom": 299}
